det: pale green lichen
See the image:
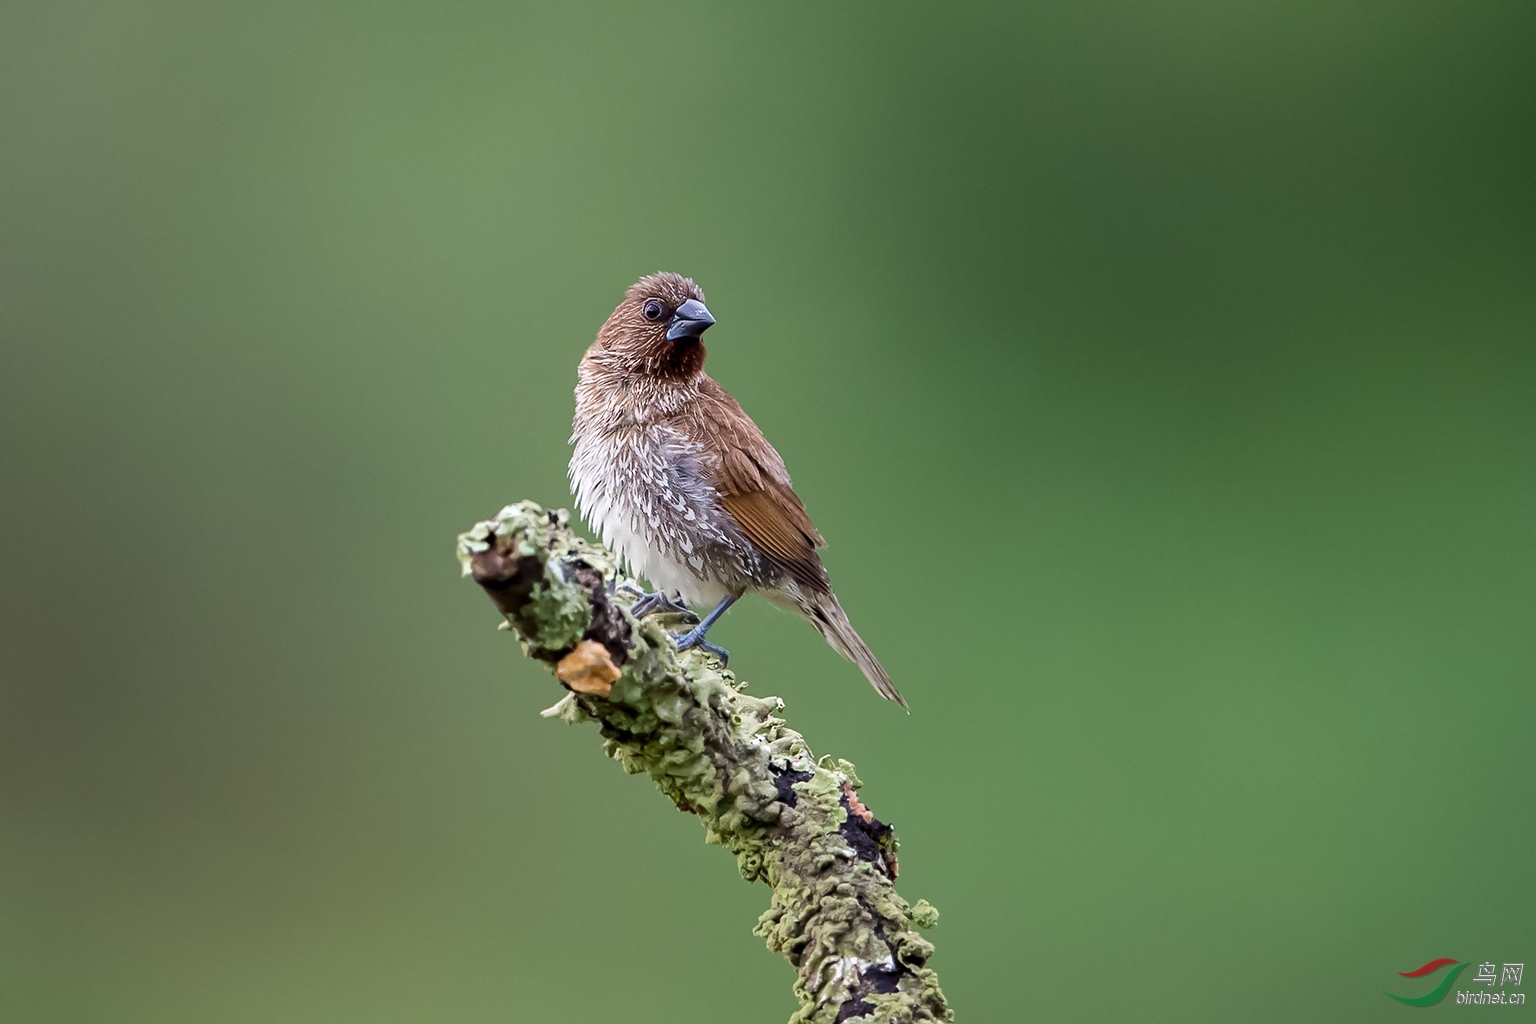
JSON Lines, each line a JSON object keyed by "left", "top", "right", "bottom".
{"left": 522, "top": 576, "right": 591, "bottom": 650}
{"left": 539, "top": 692, "right": 594, "bottom": 725}
{"left": 458, "top": 502, "right": 952, "bottom": 1023}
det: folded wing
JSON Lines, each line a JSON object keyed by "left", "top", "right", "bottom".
{"left": 689, "top": 377, "right": 829, "bottom": 594}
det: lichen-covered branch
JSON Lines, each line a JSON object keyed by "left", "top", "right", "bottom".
{"left": 457, "top": 501, "right": 952, "bottom": 1024}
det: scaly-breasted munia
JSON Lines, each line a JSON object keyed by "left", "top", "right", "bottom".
{"left": 569, "top": 272, "right": 905, "bottom": 706}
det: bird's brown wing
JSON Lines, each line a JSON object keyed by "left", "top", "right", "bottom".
{"left": 688, "top": 376, "right": 829, "bottom": 593}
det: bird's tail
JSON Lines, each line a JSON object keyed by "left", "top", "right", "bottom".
{"left": 801, "top": 591, "right": 907, "bottom": 708}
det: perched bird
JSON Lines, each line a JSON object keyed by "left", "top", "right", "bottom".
{"left": 569, "top": 272, "right": 905, "bottom": 706}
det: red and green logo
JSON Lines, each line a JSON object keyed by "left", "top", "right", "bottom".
{"left": 1385, "top": 958, "right": 1469, "bottom": 1006}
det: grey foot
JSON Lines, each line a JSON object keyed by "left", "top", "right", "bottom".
{"left": 672, "top": 624, "right": 729, "bottom": 664}
{"left": 630, "top": 590, "right": 697, "bottom": 621}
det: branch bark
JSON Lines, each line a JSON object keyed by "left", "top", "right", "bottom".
{"left": 458, "top": 501, "right": 952, "bottom": 1023}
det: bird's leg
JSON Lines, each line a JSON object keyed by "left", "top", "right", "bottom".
{"left": 672, "top": 594, "right": 737, "bottom": 664}
{"left": 629, "top": 589, "right": 696, "bottom": 621}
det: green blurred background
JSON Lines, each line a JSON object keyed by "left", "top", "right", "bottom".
{"left": 2, "top": 1, "right": 1532, "bottom": 1021}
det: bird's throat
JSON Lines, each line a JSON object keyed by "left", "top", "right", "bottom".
{"left": 653, "top": 338, "right": 705, "bottom": 380}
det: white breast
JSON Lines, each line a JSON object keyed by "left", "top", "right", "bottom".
{"left": 568, "top": 426, "right": 732, "bottom": 608}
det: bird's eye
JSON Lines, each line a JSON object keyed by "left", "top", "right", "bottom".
{"left": 642, "top": 299, "right": 665, "bottom": 322}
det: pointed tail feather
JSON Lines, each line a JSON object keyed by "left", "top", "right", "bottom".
{"left": 804, "top": 593, "right": 907, "bottom": 708}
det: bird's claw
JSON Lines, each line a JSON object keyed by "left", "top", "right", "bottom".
{"left": 672, "top": 626, "right": 729, "bottom": 665}
{"left": 629, "top": 590, "right": 697, "bottom": 622}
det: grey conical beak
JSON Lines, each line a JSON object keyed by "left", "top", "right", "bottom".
{"left": 666, "top": 299, "right": 716, "bottom": 341}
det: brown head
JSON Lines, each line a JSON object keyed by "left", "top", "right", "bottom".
{"left": 591, "top": 272, "right": 716, "bottom": 379}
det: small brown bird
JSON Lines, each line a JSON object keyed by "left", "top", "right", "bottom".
{"left": 569, "top": 272, "right": 905, "bottom": 706}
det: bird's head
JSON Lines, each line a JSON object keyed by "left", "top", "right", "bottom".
{"left": 593, "top": 272, "right": 716, "bottom": 379}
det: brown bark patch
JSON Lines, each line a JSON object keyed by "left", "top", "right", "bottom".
{"left": 556, "top": 640, "right": 621, "bottom": 696}
{"left": 842, "top": 781, "right": 874, "bottom": 822}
